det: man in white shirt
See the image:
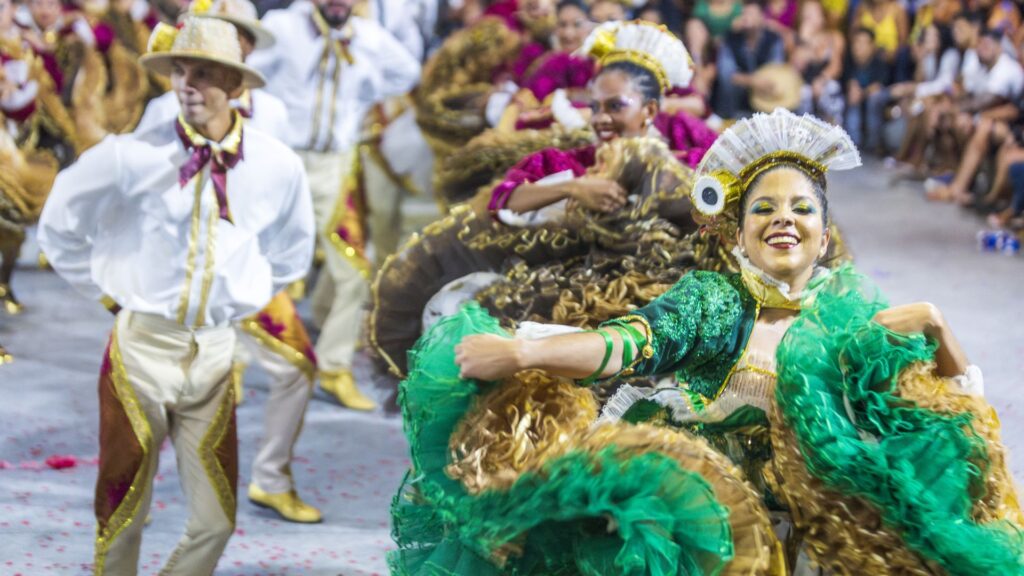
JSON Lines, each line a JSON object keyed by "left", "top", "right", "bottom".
{"left": 248, "top": 0, "right": 420, "bottom": 411}
{"left": 38, "top": 17, "right": 314, "bottom": 575}
{"left": 134, "top": 0, "right": 329, "bottom": 526}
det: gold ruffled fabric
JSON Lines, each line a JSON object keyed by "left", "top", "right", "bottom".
{"left": 767, "top": 361, "right": 1024, "bottom": 575}
{"left": 766, "top": 404, "right": 939, "bottom": 574}
{"left": 447, "top": 373, "right": 782, "bottom": 575}
{"left": 896, "top": 362, "right": 1024, "bottom": 527}
{"left": 447, "top": 371, "right": 599, "bottom": 494}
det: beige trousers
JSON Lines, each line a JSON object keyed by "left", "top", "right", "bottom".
{"left": 95, "top": 312, "right": 237, "bottom": 576}
{"left": 362, "top": 147, "right": 405, "bottom": 267}
{"left": 297, "top": 149, "right": 368, "bottom": 372}
{"left": 236, "top": 330, "right": 313, "bottom": 494}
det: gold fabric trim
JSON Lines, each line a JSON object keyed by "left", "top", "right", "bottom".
{"left": 194, "top": 198, "right": 219, "bottom": 328}
{"left": 737, "top": 151, "right": 827, "bottom": 190}
{"left": 177, "top": 110, "right": 243, "bottom": 154}
{"left": 716, "top": 302, "right": 760, "bottom": 401}
{"left": 739, "top": 267, "right": 802, "bottom": 311}
{"left": 601, "top": 50, "right": 670, "bottom": 92}
{"left": 240, "top": 318, "right": 315, "bottom": 380}
{"left": 324, "top": 150, "right": 372, "bottom": 280}
{"left": 198, "top": 379, "right": 236, "bottom": 524}
{"left": 176, "top": 177, "right": 204, "bottom": 325}
{"left": 94, "top": 327, "right": 153, "bottom": 575}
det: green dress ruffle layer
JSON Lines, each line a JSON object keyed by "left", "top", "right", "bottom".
{"left": 390, "top": 303, "right": 736, "bottom": 576}
{"left": 776, "top": 266, "right": 1024, "bottom": 574}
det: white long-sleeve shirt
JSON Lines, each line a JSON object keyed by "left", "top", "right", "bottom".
{"left": 134, "top": 89, "right": 290, "bottom": 142}
{"left": 247, "top": 1, "right": 421, "bottom": 153}
{"left": 38, "top": 120, "right": 315, "bottom": 328}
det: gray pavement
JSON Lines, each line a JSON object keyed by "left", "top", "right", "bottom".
{"left": 0, "top": 158, "right": 1022, "bottom": 575}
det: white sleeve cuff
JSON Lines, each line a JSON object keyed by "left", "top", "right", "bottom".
{"left": 514, "top": 321, "right": 583, "bottom": 340}
{"left": 952, "top": 364, "right": 985, "bottom": 396}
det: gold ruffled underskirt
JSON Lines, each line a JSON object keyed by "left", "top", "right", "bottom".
{"left": 447, "top": 371, "right": 782, "bottom": 574}
{"left": 767, "top": 362, "right": 1024, "bottom": 575}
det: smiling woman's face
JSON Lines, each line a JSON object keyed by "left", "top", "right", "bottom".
{"left": 588, "top": 70, "right": 656, "bottom": 143}
{"left": 736, "top": 167, "right": 829, "bottom": 289}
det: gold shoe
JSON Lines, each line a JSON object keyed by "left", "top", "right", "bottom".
{"left": 0, "top": 284, "right": 22, "bottom": 315}
{"left": 285, "top": 279, "right": 307, "bottom": 301}
{"left": 320, "top": 369, "right": 376, "bottom": 411}
{"left": 248, "top": 484, "right": 323, "bottom": 523}
{"left": 0, "top": 345, "right": 11, "bottom": 366}
{"left": 230, "top": 362, "right": 246, "bottom": 405}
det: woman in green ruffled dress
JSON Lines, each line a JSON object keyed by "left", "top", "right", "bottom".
{"left": 391, "top": 109, "right": 1024, "bottom": 575}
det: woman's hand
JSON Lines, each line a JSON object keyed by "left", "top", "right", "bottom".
{"left": 454, "top": 334, "right": 525, "bottom": 380}
{"left": 567, "top": 177, "right": 627, "bottom": 213}
{"left": 872, "top": 302, "right": 944, "bottom": 338}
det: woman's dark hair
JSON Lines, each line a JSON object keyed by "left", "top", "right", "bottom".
{"left": 738, "top": 165, "right": 830, "bottom": 230}
{"left": 595, "top": 60, "right": 662, "bottom": 103}
{"left": 557, "top": 0, "right": 590, "bottom": 16}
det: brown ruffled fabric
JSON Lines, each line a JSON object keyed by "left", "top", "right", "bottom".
{"left": 447, "top": 371, "right": 599, "bottom": 494}
{"left": 414, "top": 17, "right": 522, "bottom": 157}
{"left": 435, "top": 126, "right": 595, "bottom": 206}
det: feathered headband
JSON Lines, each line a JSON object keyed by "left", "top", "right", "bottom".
{"left": 578, "top": 21, "right": 694, "bottom": 93}
{"left": 690, "top": 109, "right": 861, "bottom": 239}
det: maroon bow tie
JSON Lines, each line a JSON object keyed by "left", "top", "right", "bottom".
{"left": 176, "top": 118, "right": 244, "bottom": 223}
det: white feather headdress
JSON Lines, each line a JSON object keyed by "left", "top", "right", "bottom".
{"left": 578, "top": 21, "right": 694, "bottom": 92}
{"left": 690, "top": 109, "right": 861, "bottom": 235}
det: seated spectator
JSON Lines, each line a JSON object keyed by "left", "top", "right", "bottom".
{"left": 713, "top": 3, "right": 784, "bottom": 119}
{"left": 764, "top": 0, "right": 798, "bottom": 50}
{"left": 685, "top": 0, "right": 741, "bottom": 72}
{"left": 854, "top": 0, "right": 910, "bottom": 80}
{"left": 590, "top": 0, "right": 626, "bottom": 23}
{"left": 887, "top": 24, "right": 959, "bottom": 162}
{"left": 636, "top": 2, "right": 663, "bottom": 24}
{"left": 987, "top": 157, "right": 1024, "bottom": 231}
{"left": 792, "top": 0, "right": 845, "bottom": 123}
{"left": 927, "top": 27, "right": 1024, "bottom": 202}
{"left": 844, "top": 27, "right": 891, "bottom": 153}
{"left": 893, "top": 11, "right": 981, "bottom": 175}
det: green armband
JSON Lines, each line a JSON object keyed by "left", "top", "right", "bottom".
{"left": 579, "top": 329, "right": 614, "bottom": 386}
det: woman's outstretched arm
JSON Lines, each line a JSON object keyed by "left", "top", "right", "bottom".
{"left": 873, "top": 302, "right": 969, "bottom": 378}
{"left": 454, "top": 321, "right": 647, "bottom": 381}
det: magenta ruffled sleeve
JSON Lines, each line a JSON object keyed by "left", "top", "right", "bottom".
{"left": 654, "top": 111, "right": 718, "bottom": 168}
{"left": 522, "top": 54, "right": 596, "bottom": 101}
{"left": 488, "top": 146, "right": 596, "bottom": 215}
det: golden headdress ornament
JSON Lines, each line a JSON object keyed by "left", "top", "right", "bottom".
{"left": 578, "top": 21, "right": 694, "bottom": 93}
{"left": 691, "top": 109, "right": 860, "bottom": 239}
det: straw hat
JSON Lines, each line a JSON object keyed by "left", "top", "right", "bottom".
{"left": 139, "top": 17, "right": 266, "bottom": 89}
{"left": 749, "top": 63, "right": 803, "bottom": 112}
{"left": 186, "top": 0, "right": 275, "bottom": 50}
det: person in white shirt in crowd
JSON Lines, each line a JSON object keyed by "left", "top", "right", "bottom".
{"left": 37, "top": 17, "right": 314, "bottom": 575}
{"left": 248, "top": 0, "right": 420, "bottom": 411}
{"left": 927, "top": 26, "right": 1024, "bottom": 203}
{"left": 134, "top": 0, "right": 330, "bottom": 525}
{"left": 356, "top": 0, "right": 435, "bottom": 269}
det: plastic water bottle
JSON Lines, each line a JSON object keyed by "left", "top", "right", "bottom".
{"left": 1002, "top": 234, "right": 1021, "bottom": 256}
{"left": 977, "top": 230, "right": 1001, "bottom": 251}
